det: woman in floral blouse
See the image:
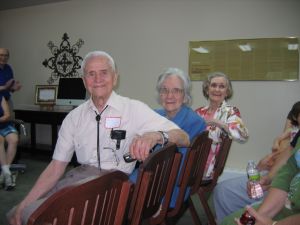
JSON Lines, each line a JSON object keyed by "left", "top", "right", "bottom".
{"left": 195, "top": 72, "right": 249, "bottom": 179}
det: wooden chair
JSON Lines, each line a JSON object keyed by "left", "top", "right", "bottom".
{"left": 27, "top": 170, "right": 133, "bottom": 225}
{"left": 165, "top": 131, "right": 212, "bottom": 225}
{"left": 127, "top": 143, "right": 182, "bottom": 225}
{"left": 196, "top": 131, "right": 233, "bottom": 225}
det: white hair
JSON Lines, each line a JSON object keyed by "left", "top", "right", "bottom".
{"left": 81, "top": 51, "right": 116, "bottom": 75}
{"left": 156, "top": 67, "right": 192, "bottom": 105}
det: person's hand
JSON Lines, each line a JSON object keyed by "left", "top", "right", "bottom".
{"left": 8, "top": 204, "right": 23, "bottom": 225}
{"left": 247, "top": 174, "right": 271, "bottom": 197}
{"left": 271, "top": 137, "right": 281, "bottom": 153}
{"left": 11, "top": 80, "right": 22, "bottom": 92}
{"left": 129, "top": 132, "right": 159, "bottom": 161}
{"left": 259, "top": 175, "right": 272, "bottom": 191}
{"left": 272, "top": 144, "right": 280, "bottom": 153}
{"left": 257, "top": 154, "right": 274, "bottom": 171}
{"left": 205, "top": 118, "right": 222, "bottom": 127}
{"left": 270, "top": 150, "right": 284, "bottom": 163}
{"left": 234, "top": 206, "right": 275, "bottom": 225}
{"left": 4, "top": 79, "right": 15, "bottom": 90}
{"left": 257, "top": 150, "right": 282, "bottom": 171}
{"left": 272, "top": 133, "right": 290, "bottom": 154}
{"left": 234, "top": 217, "right": 243, "bottom": 225}
{"left": 205, "top": 119, "right": 229, "bottom": 133}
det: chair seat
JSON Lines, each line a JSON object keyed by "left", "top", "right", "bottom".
{"left": 10, "top": 164, "right": 27, "bottom": 173}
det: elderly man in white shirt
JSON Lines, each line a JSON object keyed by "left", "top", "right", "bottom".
{"left": 8, "top": 51, "right": 190, "bottom": 225}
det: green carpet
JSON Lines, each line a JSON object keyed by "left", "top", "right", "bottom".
{"left": 0, "top": 156, "right": 49, "bottom": 224}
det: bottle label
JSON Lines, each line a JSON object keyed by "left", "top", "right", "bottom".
{"left": 248, "top": 173, "right": 260, "bottom": 181}
{"left": 250, "top": 182, "right": 263, "bottom": 199}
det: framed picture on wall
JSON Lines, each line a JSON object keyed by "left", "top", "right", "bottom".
{"left": 35, "top": 85, "right": 57, "bottom": 105}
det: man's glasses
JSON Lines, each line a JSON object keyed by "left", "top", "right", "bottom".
{"left": 159, "top": 88, "right": 183, "bottom": 96}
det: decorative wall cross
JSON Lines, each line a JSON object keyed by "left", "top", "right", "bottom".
{"left": 42, "top": 33, "right": 84, "bottom": 84}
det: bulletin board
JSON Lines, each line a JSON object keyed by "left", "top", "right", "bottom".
{"left": 189, "top": 37, "right": 299, "bottom": 81}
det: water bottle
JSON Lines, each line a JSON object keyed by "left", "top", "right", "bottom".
{"left": 246, "top": 160, "right": 263, "bottom": 199}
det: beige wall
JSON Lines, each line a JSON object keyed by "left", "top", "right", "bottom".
{"left": 0, "top": 0, "right": 299, "bottom": 170}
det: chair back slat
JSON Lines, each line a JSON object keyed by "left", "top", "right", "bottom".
{"left": 202, "top": 131, "right": 233, "bottom": 191}
{"left": 188, "top": 131, "right": 213, "bottom": 193}
{"left": 128, "top": 143, "right": 181, "bottom": 225}
{"left": 27, "top": 171, "right": 133, "bottom": 225}
{"left": 167, "top": 131, "right": 212, "bottom": 218}
{"left": 196, "top": 130, "right": 233, "bottom": 225}
{"left": 216, "top": 132, "right": 232, "bottom": 177}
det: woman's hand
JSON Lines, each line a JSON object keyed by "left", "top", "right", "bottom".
{"left": 271, "top": 139, "right": 280, "bottom": 153}
{"left": 247, "top": 175, "right": 271, "bottom": 197}
{"left": 234, "top": 217, "right": 243, "bottom": 225}
{"left": 257, "top": 152, "right": 279, "bottom": 171}
{"left": 8, "top": 204, "right": 23, "bottom": 225}
{"left": 235, "top": 206, "right": 275, "bottom": 225}
{"left": 259, "top": 175, "right": 272, "bottom": 191}
{"left": 257, "top": 154, "right": 273, "bottom": 171}
{"left": 205, "top": 119, "right": 229, "bottom": 133}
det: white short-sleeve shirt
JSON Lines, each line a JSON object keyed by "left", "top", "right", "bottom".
{"left": 53, "top": 91, "right": 179, "bottom": 174}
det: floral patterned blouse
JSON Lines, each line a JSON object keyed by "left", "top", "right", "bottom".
{"left": 195, "top": 100, "right": 249, "bottom": 178}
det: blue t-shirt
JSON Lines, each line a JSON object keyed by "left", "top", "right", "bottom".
{"left": 129, "top": 105, "right": 207, "bottom": 208}
{"left": 0, "top": 64, "right": 14, "bottom": 100}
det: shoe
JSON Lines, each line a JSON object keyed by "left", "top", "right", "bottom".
{"left": 4, "top": 173, "right": 14, "bottom": 191}
{"left": 11, "top": 171, "right": 18, "bottom": 187}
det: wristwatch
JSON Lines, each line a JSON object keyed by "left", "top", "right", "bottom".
{"left": 158, "top": 131, "right": 169, "bottom": 146}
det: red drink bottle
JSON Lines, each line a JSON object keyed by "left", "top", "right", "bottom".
{"left": 240, "top": 210, "right": 255, "bottom": 225}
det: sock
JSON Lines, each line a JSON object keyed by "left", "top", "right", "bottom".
{"left": 1, "top": 165, "right": 11, "bottom": 175}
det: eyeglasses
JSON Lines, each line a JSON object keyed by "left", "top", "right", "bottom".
{"left": 209, "top": 83, "right": 227, "bottom": 89}
{"left": 159, "top": 88, "right": 183, "bottom": 96}
{"left": 0, "top": 54, "right": 9, "bottom": 58}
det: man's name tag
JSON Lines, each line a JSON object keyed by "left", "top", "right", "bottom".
{"left": 105, "top": 117, "right": 121, "bottom": 129}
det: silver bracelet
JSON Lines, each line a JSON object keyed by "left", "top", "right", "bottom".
{"left": 158, "top": 131, "right": 166, "bottom": 147}
{"left": 158, "top": 131, "right": 169, "bottom": 147}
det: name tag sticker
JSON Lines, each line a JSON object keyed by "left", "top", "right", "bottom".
{"left": 105, "top": 117, "right": 121, "bottom": 129}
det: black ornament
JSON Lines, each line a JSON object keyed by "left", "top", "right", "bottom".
{"left": 43, "top": 33, "right": 84, "bottom": 84}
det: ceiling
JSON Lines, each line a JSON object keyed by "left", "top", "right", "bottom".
{"left": 0, "top": 0, "right": 69, "bottom": 11}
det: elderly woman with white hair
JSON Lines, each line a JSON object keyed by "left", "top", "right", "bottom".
{"left": 129, "top": 67, "right": 206, "bottom": 208}
{"left": 154, "top": 67, "right": 207, "bottom": 207}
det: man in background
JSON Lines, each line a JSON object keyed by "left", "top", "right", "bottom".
{"left": 0, "top": 48, "right": 21, "bottom": 101}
